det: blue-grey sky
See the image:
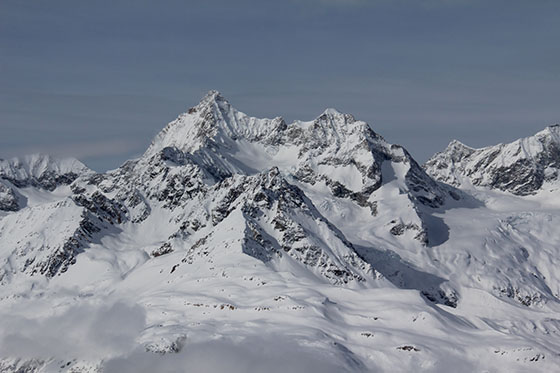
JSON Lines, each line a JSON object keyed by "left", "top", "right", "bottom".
{"left": 1, "top": 0, "right": 559, "bottom": 171}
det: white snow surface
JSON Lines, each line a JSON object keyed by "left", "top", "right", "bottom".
{"left": 1, "top": 92, "right": 560, "bottom": 372}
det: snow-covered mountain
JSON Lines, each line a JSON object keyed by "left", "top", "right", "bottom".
{"left": 0, "top": 153, "right": 91, "bottom": 192}
{"left": 0, "top": 154, "right": 92, "bottom": 212}
{"left": 424, "top": 125, "right": 560, "bottom": 195}
{"left": 1, "top": 92, "right": 560, "bottom": 372}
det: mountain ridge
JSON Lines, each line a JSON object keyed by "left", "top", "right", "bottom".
{"left": 425, "top": 124, "right": 560, "bottom": 195}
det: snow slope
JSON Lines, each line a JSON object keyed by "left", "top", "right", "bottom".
{"left": 1, "top": 92, "right": 560, "bottom": 372}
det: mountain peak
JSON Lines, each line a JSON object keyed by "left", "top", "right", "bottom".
{"left": 199, "top": 89, "right": 227, "bottom": 105}
{"left": 204, "top": 89, "right": 221, "bottom": 99}
{"left": 446, "top": 139, "right": 471, "bottom": 149}
{"left": 145, "top": 91, "right": 283, "bottom": 158}
{"left": 442, "top": 140, "right": 476, "bottom": 161}
{"left": 321, "top": 108, "right": 342, "bottom": 116}
{"left": 186, "top": 90, "right": 231, "bottom": 115}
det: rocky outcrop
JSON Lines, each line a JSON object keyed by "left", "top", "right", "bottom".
{"left": 0, "top": 182, "right": 20, "bottom": 212}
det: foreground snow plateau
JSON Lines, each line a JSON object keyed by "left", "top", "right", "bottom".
{"left": 1, "top": 92, "right": 559, "bottom": 372}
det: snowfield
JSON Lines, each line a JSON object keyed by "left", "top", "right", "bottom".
{"left": 1, "top": 91, "right": 559, "bottom": 372}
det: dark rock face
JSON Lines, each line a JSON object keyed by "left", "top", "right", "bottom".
{"left": 72, "top": 191, "right": 127, "bottom": 225}
{"left": 2, "top": 171, "right": 81, "bottom": 192}
{"left": 421, "top": 289, "right": 458, "bottom": 308}
{"left": 496, "top": 284, "right": 543, "bottom": 307}
{"left": 36, "top": 234, "right": 81, "bottom": 278}
{"left": 404, "top": 155, "right": 450, "bottom": 207}
{"left": 0, "top": 183, "right": 19, "bottom": 211}
{"left": 489, "top": 160, "right": 544, "bottom": 195}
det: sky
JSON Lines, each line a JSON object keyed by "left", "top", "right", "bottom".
{"left": 1, "top": 0, "right": 559, "bottom": 171}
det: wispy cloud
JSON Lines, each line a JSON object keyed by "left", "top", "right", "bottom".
{"left": 0, "top": 299, "right": 362, "bottom": 372}
{"left": 104, "top": 335, "right": 356, "bottom": 373}
{"left": 0, "top": 301, "right": 145, "bottom": 360}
